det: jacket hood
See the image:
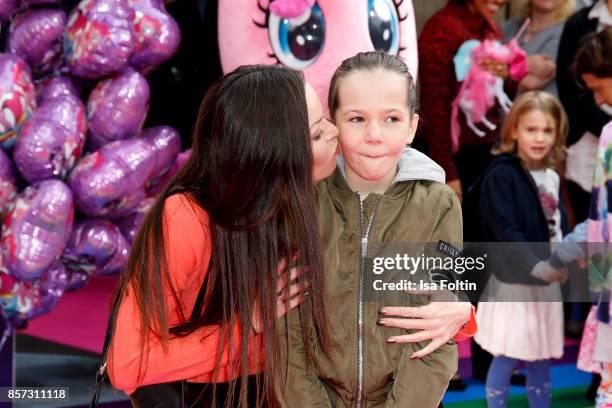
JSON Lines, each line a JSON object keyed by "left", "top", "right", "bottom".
{"left": 336, "top": 146, "right": 446, "bottom": 185}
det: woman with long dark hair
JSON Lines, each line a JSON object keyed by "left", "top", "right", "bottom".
{"left": 107, "top": 65, "right": 333, "bottom": 407}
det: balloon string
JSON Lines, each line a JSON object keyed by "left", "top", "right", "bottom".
{"left": 0, "top": 324, "right": 12, "bottom": 354}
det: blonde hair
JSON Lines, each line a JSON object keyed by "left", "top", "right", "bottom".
{"left": 493, "top": 91, "right": 568, "bottom": 169}
{"left": 515, "top": 0, "right": 574, "bottom": 23}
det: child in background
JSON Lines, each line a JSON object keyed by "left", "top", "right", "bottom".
{"left": 474, "top": 91, "right": 569, "bottom": 408}
{"left": 569, "top": 27, "right": 612, "bottom": 407}
{"left": 282, "top": 51, "right": 473, "bottom": 407}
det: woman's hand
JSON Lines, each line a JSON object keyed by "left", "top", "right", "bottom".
{"left": 447, "top": 179, "right": 463, "bottom": 203}
{"left": 527, "top": 54, "right": 556, "bottom": 79}
{"left": 251, "top": 257, "right": 310, "bottom": 334}
{"left": 378, "top": 294, "right": 472, "bottom": 359}
{"left": 518, "top": 73, "right": 553, "bottom": 91}
{"left": 480, "top": 59, "right": 509, "bottom": 79}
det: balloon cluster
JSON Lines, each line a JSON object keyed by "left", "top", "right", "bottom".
{"left": 0, "top": 0, "right": 187, "bottom": 334}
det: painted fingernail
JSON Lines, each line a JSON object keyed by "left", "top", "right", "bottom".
{"left": 376, "top": 319, "right": 387, "bottom": 326}
{"left": 386, "top": 338, "right": 396, "bottom": 344}
{"left": 410, "top": 354, "right": 421, "bottom": 359}
{"left": 378, "top": 309, "right": 388, "bottom": 315}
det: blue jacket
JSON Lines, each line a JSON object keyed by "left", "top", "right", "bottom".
{"left": 479, "top": 153, "right": 564, "bottom": 286}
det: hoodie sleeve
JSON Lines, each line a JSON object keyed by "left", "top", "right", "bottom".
{"left": 385, "top": 185, "right": 462, "bottom": 407}
{"left": 279, "top": 309, "right": 331, "bottom": 408}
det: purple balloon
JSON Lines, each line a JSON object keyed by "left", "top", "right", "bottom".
{"left": 1, "top": 180, "right": 74, "bottom": 281}
{"left": 8, "top": 9, "right": 66, "bottom": 74}
{"left": 129, "top": 0, "right": 181, "bottom": 74}
{"left": 115, "top": 196, "right": 154, "bottom": 243}
{"left": 0, "top": 0, "right": 19, "bottom": 22}
{"left": 0, "top": 54, "right": 37, "bottom": 151}
{"left": 61, "top": 219, "right": 129, "bottom": 276}
{"left": 64, "top": 0, "right": 135, "bottom": 79}
{"left": 36, "top": 76, "right": 79, "bottom": 105}
{"left": 65, "top": 270, "right": 90, "bottom": 291}
{"left": 14, "top": 95, "right": 87, "bottom": 182}
{"left": 87, "top": 68, "right": 150, "bottom": 149}
{"left": 68, "top": 138, "right": 156, "bottom": 217}
{"left": 0, "top": 260, "right": 67, "bottom": 323}
{"left": 146, "top": 148, "right": 191, "bottom": 197}
{"left": 142, "top": 125, "right": 180, "bottom": 176}
{"left": 0, "top": 149, "right": 17, "bottom": 217}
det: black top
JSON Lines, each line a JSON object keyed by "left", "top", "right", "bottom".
{"left": 556, "top": 5, "right": 611, "bottom": 146}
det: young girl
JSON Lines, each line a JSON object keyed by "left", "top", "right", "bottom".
{"left": 282, "top": 52, "right": 474, "bottom": 407}
{"left": 107, "top": 65, "right": 335, "bottom": 407}
{"left": 474, "top": 90, "right": 568, "bottom": 407}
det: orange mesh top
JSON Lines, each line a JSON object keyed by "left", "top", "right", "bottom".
{"left": 107, "top": 194, "right": 264, "bottom": 395}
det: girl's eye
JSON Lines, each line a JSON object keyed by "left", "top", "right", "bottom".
{"left": 385, "top": 117, "right": 399, "bottom": 123}
{"left": 367, "top": 0, "right": 400, "bottom": 54}
{"left": 268, "top": 3, "right": 325, "bottom": 70}
{"left": 312, "top": 130, "right": 323, "bottom": 141}
{"left": 349, "top": 117, "right": 364, "bottom": 123}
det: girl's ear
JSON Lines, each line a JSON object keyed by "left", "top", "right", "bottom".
{"left": 405, "top": 113, "right": 419, "bottom": 145}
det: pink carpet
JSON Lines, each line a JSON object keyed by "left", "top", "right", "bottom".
{"left": 19, "top": 277, "right": 582, "bottom": 357}
{"left": 19, "top": 275, "right": 119, "bottom": 354}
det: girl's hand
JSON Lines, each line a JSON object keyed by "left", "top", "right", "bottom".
{"left": 378, "top": 293, "right": 472, "bottom": 359}
{"left": 251, "top": 258, "right": 310, "bottom": 334}
{"left": 480, "top": 59, "right": 509, "bottom": 79}
{"left": 531, "top": 260, "right": 569, "bottom": 284}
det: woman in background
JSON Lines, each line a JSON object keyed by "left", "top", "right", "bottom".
{"left": 503, "top": 0, "right": 575, "bottom": 97}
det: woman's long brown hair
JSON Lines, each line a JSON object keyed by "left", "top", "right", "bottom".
{"left": 112, "top": 65, "right": 331, "bottom": 407}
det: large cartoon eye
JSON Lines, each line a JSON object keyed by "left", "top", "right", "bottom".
{"left": 368, "top": 0, "right": 400, "bottom": 54}
{"left": 268, "top": 3, "right": 325, "bottom": 70}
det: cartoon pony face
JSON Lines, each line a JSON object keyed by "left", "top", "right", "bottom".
{"left": 218, "top": 0, "right": 417, "bottom": 110}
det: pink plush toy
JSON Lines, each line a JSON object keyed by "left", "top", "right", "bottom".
{"left": 218, "top": 0, "right": 418, "bottom": 110}
{"left": 450, "top": 23, "right": 529, "bottom": 153}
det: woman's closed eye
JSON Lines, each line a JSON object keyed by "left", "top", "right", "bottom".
{"left": 311, "top": 129, "right": 323, "bottom": 141}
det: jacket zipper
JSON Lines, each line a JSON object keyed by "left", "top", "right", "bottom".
{"left": 356, "top": 193, "right": 383, "bottom": 408}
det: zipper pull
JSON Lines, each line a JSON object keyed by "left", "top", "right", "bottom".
{"left": 361, "top": 237, "right": 368, "bottom": 255}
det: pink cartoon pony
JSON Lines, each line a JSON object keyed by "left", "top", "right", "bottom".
{"left": 218, "top": 0, "right": 418, "bottom": 111}
{"left": 450, "top": 21, "right": 529, "bottom": 153}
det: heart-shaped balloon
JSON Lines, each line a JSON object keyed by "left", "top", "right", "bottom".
{"left": 87, "top": 68, "right": 150, "bottom": 149}
{"left": 8, "top": 9, "right": 66, "bottom": 74}
{"left": 64, "top": 0, "right": 135, "bottom": 79}
{"left": 14, "top": 95, "right": 86, "bottom": 182}
{"left": 62, "top": 218, "right": 130, "bottom": 276}
{"left": 129, "top": 0, "right": 181, "bottom": 74}
{"left": 68, "top": 138, "right": 155, "bottom": 217}
{"left": 1, "top": 180, "right": 74, "bottom": 281}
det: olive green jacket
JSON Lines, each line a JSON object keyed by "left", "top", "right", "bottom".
{"left": 280, "top": 148, "right": 462, "bottom": 407}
